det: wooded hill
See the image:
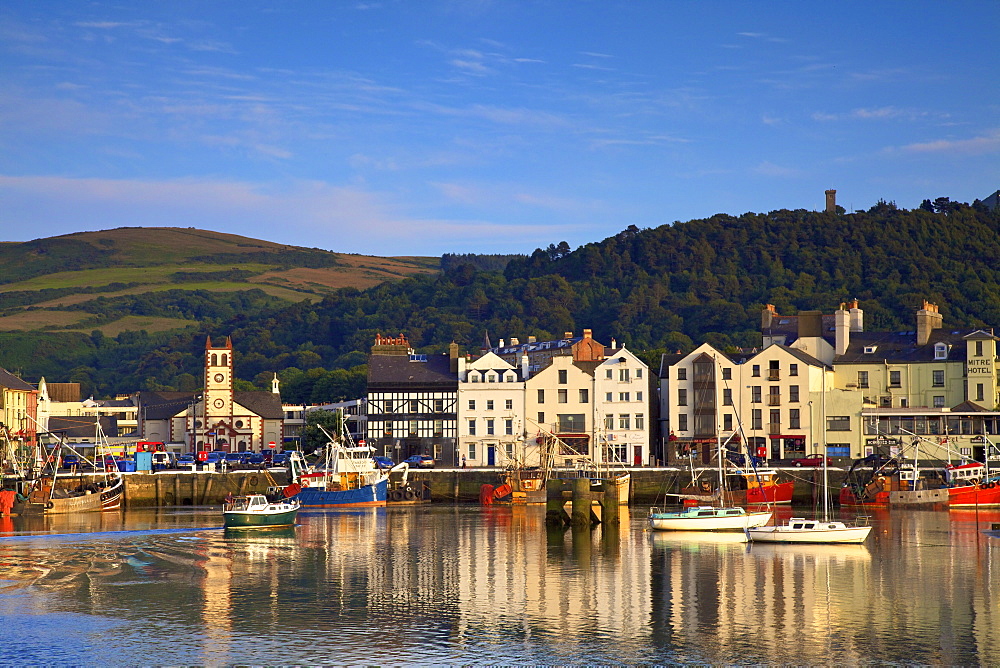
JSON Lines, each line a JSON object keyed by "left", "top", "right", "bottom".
{"left": 3, "top": 199, "right": 998, "bottom": 404}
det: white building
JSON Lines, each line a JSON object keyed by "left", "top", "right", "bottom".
{"left": 456, "top": 352, "right": 525, "bottom": 467}
{"left": 593, "top": 347, "right": 651, "bottom": 466}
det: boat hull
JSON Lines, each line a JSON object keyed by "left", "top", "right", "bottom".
{"left": 649, "top": 508, "right": 772, "bottom": 531}
{"left": 748, "top": 524, "right": 872, "bottom": 544}
{"left": 296, "top": 477, "right": 388, "bottom": 508}
{"left": 224, "top": 508, "right": 299, "bottom": 529}
{"left": 746, "top": 480, "right": 794, "bottom": 504}
{"left": 948, "top": 482, "right": 1000, "bottom": 508}
{"left": 28, "top": 477, "right": 124, "bottom": 515}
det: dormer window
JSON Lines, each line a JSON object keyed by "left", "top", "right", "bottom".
{"left": 934, "top": 343, "right": 949, "bottom": 360}
{"left": 863, "top": 345, "right": 878, "bottom": 354}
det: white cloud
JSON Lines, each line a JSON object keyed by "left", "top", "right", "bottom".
{"left": 754, "top": 161, "right": 800, "bottom": 178}
{"left": 898, "top": 130, "right": 1000, "bottom": 156}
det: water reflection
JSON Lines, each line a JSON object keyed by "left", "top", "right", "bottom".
{"left": 0, "top": 505, "right": 996, "bottom": 665}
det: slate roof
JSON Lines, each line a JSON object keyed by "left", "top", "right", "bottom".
{"left": 138, "top": 390, "right": 284, "bottom": 419}
{"left": 834, "top": 330, "right": 976, "bottom": 364}
{"left": 0, "top": 368, "right": 34, "bottom": 391}
{"left": 367, "top": 353, "right": 457, "bottom": 390}
{"left": 47, "top": 415, "right": 119, "bottom": 438}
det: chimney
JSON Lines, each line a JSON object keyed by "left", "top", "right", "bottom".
{"left": 835, "top": 303, "right": 850, "bottom": 355}
{"left": 528, "top": 335, "right": 536, "bottom": 344}
{"left": 825, "top": 189, "right": 837, "bottom": 213}
{"left": 916, "top": 300, "right": 944, "bottom": 346}
{"left": 498, "top": 339, "right": 505, "bottom": 348}
{"left": 797, "top": 310, "right": 823, "bottom": 338}
{"left": 510, "top": 337, "right": 519, "bottom": 346}
{"left": 762, "top": 304, "right": 778, "bottom": 330}
{"left": 611, "top": 337, "right": 617, "bottom": 349}
{"left": 449, "top": 341, "right": 460, "bottom": 373}
{"left": 583, "top": 329, "right": 592, "bottom": 339}
{"left": 564, "top": 331, "right": 573, "bottom": 339}
{"left": 848, "top": 299, "right": 864, "bottom": 332}
{"left": 521, "top": 352, "right": 530, "bottom": 380}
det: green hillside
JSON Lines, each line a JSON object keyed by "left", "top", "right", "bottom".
{"left": 0, "top": 227, "right": 439, "bottom": 334}
{"left": 3, "top": 200, "right": 998, "bottom": 405}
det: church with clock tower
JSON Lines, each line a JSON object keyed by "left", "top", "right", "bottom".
{"left": 138, "top": 336, "right": 285, "bottom": 452}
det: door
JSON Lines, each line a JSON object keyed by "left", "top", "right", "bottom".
{"left": 487, "top": 445, "right": 496, "bottom": 466}
{"left": 633, "top": 445, "right": 642, "bottom": 466}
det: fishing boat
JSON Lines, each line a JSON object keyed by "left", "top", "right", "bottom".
{"left": 749, "top": 440, "right": 871, "bottom": 544}
{"left": 944, "top": 462, "right": 1000, "bottom": 507}
{"left": 288, "top": 420, "right": 388, "bottom": 509}
{"left": 648, "top": 505, "right": 772, "bottom": 531}
{"left": 21, "top": 422, "right": 124, "bottom": 515}
{"left": 223, "top": 493, "right": 299, "bottom": 529}
{"left": 679, "top": 468, "right": 794, "bottom": 505}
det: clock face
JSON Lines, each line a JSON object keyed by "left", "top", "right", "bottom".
{"left": 213, "top": 398, "right": 225, "bottom": 409}
{"left": 214, "top": 373, "right": 225, "bottom": 383}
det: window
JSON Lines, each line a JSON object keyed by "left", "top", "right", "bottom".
{"left": 723, "top": 413, "right": 733, "bottom": 430}
{"left": 435, "top": 399, "right": 444, "bottom": 412}
{"left": 977, "top": 383, "right": 985, "bottom": 402}
{"left": 605, "top": 392, "right": 613, "bottom": 402}
{"left": 468, "top": 443, "right": 476, "bottom": 460}
{"left": 723, "top": 388, "right": 732, "bottom": 406}
{"left": 468, "top": 399, "right": 476, "bottom": 410}
{"left": 827, "top": 416, "right": 851, "bottom": 431}
{"left": 505, "top": 399, "right": 513, "bottom": 410}
{"left": 468, "top": 419, "right": 476, "bottom": 435}
{"left": 752, "top": 364, "right": 760, "bottom": 377}
{"left": 678, "top": 389, "right": 688, "bottom": 406}
{"left": 537, "top": 412, "right": 545, "bottom": 425}
{"left": 789, "top": 364, "right": 798, "bottom": 377}
{"left": 619, "top": 368, "right": 630, "bottom": 382}
{"left": 789, "top": 385, "right": 799, "bottom": 402}
{"left": 487, "top": 419, "right": 495, "bottom": 435}
{"left": 486, "top": 399, "right": 494, "bottom": 411}
{"left": 889, "top": 370, "right": 901, "bottom": 387}
{"left": 933, "top": 370, "right": 944, "bottom": 387}
{"left": 933, "top": 396, "right": 945, "bottom": 408}
{"left": 768, "top": 360, "right": 780, "bottom": 380}
{"left": 488, "top": 374, "right": 496, "bottom": 383}
{"left": 579, "top": 389, "right": 589, "bottom": 403}
{"left": 678, "top": 414, "right": 688, "bottom": 431}
{"left": 769, "top": 409, "right": 780, "bottom": 431}
{"left": 558, "top": 369, "right": 568, "bottom": 384}
{"left": 619, "top": 392, "right": 630, "bottom": 402}
{"left": 505, "top": 419, "right": 513, "bottom": 435}
{"left": 636, "top": 414, "right": 645, "bottom": 430}
{"left": 617, "top": 414, "right": 629, "bottom": 429}
{"left": 677, "top": 368, "right": 687, "bottom": 380}
{"left": 858, "top": 371, "right": 869, "bottom": 388}
{"left": 976, "top": 341, "right": 984, "bottom": 357}
{"left": 434, "top": 419, "right": 443, "bottom": 436}
{"left": 471, "top": 375, "right": 479, "bottom": 383}
{"left": 751, "top": 386, "right": 762, "bottom": 403}
{"left": 537, "top": 389, "right": 545, "bottom": 403}
{"left": 752, "top": 409, "right": 762, "bottom": 430}
{"left": 880, "top": 396, "right": 891, "bottom": 408}
{"left": 789, "top": 409, "right": 800, "bottom": 429}
{"left": 636, "top": 369, "right": 643, "bottom": 379}
{"left": 934, "top": 343, "right": 949, "bottom": 360}
{"left": 558, "top": 389, "right": 568, "bottom": 403}
{"left": 606, "top": 369, "right": 613, "bottom": 379}
{"left": 605, "top": 414, "right": 614, "bottom": 429}
{"left": 722, "top": 368, "right": 731, "bottom": 380}
{"left": 410, "top": 400, "right": 419, "bottom": 412}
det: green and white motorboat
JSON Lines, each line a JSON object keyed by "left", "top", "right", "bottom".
{"left": 223, "top": 494, "right": 300, "bottom": 529}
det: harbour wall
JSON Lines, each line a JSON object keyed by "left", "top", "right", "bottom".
{"left": 115, "top": 467, "right": 846, "bottom": 506}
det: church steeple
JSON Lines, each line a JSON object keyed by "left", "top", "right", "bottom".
{"left": 271, "top": 372, "right": 280, "bottom": 394}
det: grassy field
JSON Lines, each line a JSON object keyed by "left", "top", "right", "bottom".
{"left": 66, "top": 315, "right": 200, "bottom": 336}
{"left": 0, "top": 227, "right": 440, "bottom": 334}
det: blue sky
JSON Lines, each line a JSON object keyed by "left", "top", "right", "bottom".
{"left": 2, "top": 1, "right": 997, "bottom": 257}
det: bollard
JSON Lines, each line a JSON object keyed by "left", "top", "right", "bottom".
{"left": 571, "top": 477, "right": 592, "bottom": 528}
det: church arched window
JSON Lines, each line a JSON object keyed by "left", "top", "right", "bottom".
{"left": 211, "top": 353, "right": 218, "bottom": 366}
{"left": 221, "top": 354, "right": 228, "bottom": 366}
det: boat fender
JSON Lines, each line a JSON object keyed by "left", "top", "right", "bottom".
{"left": 404, "top": 490, "right": 416, "bottom": 501}
{"left": 249, "top": 475, "right": 259, "bottom": 487}
{"left": 45, "top": 501, "right": 54, "bottom": 509}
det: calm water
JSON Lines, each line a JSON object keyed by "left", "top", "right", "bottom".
{"left": 1, "top": 504, "right": 998, "bottom": 666}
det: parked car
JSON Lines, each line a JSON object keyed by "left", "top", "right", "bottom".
{"left": 246, "top": 452, "right": 266, "bottom": 467}
{"left": 150, "top": 451, "right": 176, "bottom": 470}
{"left": 790, "top": 453, "right": 833, "bottom": 467}
{"left": 403, "top": 454, "right": 435, "bottom": 469}
{"left": 372, "top": 456, "right": 394, "bottom": 470}
{"left": 725, "top": 451, "right": 763, "bottom": 468}
{"left": 271, "top": 452, "right": 290, "bottom": 466}
{"left": 60, "top": 455, "right": 81, "bottom": 469}
{"left": 223, "top": 452, "right": 247, "bottom": 468}
{"left": 260, "top": 448, "right": 276, "bottom": 464}
{"left": 176, "top": 454, "right": 197, "bottom": 470}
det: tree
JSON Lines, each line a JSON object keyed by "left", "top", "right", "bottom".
{"left": 302, "top": 408, "right": 344, "bottom": 453}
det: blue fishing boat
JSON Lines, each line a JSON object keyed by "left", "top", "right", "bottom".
{"left": 288, "top": 423, "right": 389, "bottom": 509}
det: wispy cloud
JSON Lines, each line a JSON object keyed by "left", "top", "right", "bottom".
{"left": 812, "top": 106, "right": 930, "bottom": 122}
{"left": 754, "top": 161, "right": 801, "bottom": 178}
{"left": 895, "top": 130, "right": 1000, "bottom": 156}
